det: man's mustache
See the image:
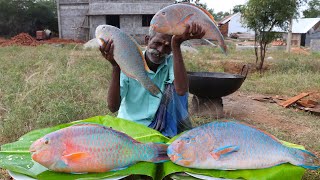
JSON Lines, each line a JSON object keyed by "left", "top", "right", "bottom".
{"left": 147, "top": 48, "right": 168, "bottom": 58}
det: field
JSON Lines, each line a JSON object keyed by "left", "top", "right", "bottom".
{"left": 0, "top": 41, "right": 320, "bottom": 179}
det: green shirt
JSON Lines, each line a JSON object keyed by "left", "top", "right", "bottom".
{"left": 117, "top": 52, "right": 174, "bottom": 126}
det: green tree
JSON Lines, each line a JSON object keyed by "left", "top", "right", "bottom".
{"left": 0, "top": 0, "right": 57, "bottom": 37}
{"left": 214, "top": 12, "right": 230, "bottom": 21}
{"left": 233, "top": 5, "right": 245, "bottom": 13}
{"left": 242, "top": 0, "right": 304, "bottom": 72}
{"left": 303, "top": 0, "right": 320, "bottom": 18}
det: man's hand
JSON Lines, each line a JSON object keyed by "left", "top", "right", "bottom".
{"left": 99, "top": 38, "right": 118, "bottom": 67}
{"left": 172, "top": 23, "right": 206, "bottom": 45}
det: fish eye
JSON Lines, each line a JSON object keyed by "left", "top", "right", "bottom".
{"left": 162, "top": 12, "right": 166, "bottom": 15}
{"left": 44, "top": 138, "right": 49, "bottom": 145}
{"left": 185, "top": 137, "right": 191, "bottom": 144}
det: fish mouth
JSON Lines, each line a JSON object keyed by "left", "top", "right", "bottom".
{"left": 150, "top": 24, "right": 157, "bottom": 31}
{"left": 29, "top": 146, "right": 37, "bottom": 153}
{"left": 167, "top": 147, "right": 179, "bottom": 162}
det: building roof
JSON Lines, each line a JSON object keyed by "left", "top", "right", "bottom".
{"left": 218, "top": 12, "right": 240, "bottom": 25}
{"left": 273, "top": 18, "right": 320, "bottom": 33}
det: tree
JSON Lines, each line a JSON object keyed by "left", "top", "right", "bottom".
{"left": 0, "top": 0, "right": 57, "bottom": 37}
{"left": 303, "top": 0, "right": 320, "bottom": 18}
{"left": 242, "top": 0, "right": 304, "bottom": 72}
{"left": 214, "top": 12, "right": 230, "bottom": 21}
{"left": 232, "top": 5, "right": 245, "bottom": 14}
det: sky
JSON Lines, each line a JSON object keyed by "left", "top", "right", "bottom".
{"left": 200, "top": 0, "right": 308, "bottom": 15}
{"left": 200, "top": 0, "right": 248, "bottom": 13}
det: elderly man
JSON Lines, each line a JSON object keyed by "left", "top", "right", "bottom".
{"left": 100, "top": 23, "right": 204, "bottom": 137}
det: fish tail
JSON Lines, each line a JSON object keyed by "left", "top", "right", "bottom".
{"left": 205, "top": 23, "right": 227, "bottom": 55}
{"left": 146, "top": 143, "right": 169, "bottom": 163}
{"left": 290, "top": 148, "right": 320, "bottom": 170}
{"left": 141, "top": 77, "right": 162, "bottom": 97}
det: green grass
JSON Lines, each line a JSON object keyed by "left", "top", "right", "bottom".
{"left": 0, "top": 44, "right": 113, "bottom": 144}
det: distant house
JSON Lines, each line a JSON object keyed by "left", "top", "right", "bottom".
{"left": 218, "top": 13, "right": 320, "bottom": 47}
{"left": 218, "top": 12, "right": 254, "bottom": 37}
{"left": 56, "top": 0, "right": 174, "bottom": 43}
{"left": 273, "top": 18, "right": 320, "bottom": 47}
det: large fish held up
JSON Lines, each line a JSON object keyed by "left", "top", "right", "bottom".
{"left": 95, "top": 25, "right": 161, "bottom": 97}
{"left": 29, "top": 123, "right": 168, "bottom": 173}
{"left": 150, "top": 3, "right": 227, "bottom": 55}
{"left": 168, "top": 121, "right": 320, "bottom": 170}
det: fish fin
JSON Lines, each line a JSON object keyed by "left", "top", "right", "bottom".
{"left": 290, "top": 148, "right": 320, "bottom": 170}
{"left": 148, "top": 143, "right": 169, "bottom": 163}
{"left": 234, "top": 121, "right": 282, "bottom": 144}
{"left": 54, "top": 160, "right": 68, "bottom": 169}
{"left": 72, "top": 122, "right": 137, "bottom": 143}
{"left": 128, "top": 35, "right": 152, "bottom": 73}
{"left": 177, "top": 13, "right": 194, "bottom": 26}
{"left": 179, "top": 2, "right": 216, "bottom": 23}
{"left": 72, "top": 123, "right": 111, "bottom": 130}
{"left": 110, "top": 166, "right": 129, "bottom": 172}
{"left": 210, "top": 145, "right": 239, "bottom": 160}
{"left": 143, "top": 77, "right": 162, "bottom": 97}
{"left": 62, "top": 152, "right": 90, "bottom": 163}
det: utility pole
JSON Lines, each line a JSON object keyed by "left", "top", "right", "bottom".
{"left": 286, "top": 18, "right": 293, "bottom": 53}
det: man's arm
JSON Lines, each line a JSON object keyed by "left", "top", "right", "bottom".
{"left": 171, "top": 23, "right": 205, "bottom": 96}
{"left": 99, "top": 39, "right": 121, "bottom": 113}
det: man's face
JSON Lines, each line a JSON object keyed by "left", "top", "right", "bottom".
{"left": 146, "top": 33, "right": 172, "bottom": 64}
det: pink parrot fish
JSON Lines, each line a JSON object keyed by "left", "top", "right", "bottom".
{"left": 168, "top": 121, "right": 320, "bottom": 170}
{"left": 150, "top": 3, "right": 227, "bottom": 55}
{"left": 95, "top": 24, "right": 161, "bottom": 97}
{"left": 29, "top": 123, "right": 168, "bottom": 173}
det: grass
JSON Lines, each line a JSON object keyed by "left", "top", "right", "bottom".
{"left": 0, "top": 43, "right": 319, "bottom": 179}
{"left": 0, "top": 44, "right": 113, "bottom": 144}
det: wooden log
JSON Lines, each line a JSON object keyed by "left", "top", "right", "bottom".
{"left": 279, "top": 92, "right": 310, "bottom": 108}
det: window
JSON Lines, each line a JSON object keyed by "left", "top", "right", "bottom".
{"left": 142, "top": 14, "right": 154, "bottom": 27}
{"left": 106, "top": 15, "right": 120, "bottom": 28}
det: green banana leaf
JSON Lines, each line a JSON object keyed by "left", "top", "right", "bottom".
{"left": 0, "top": 115, "right": 307, "bottom": 180}
{"left": 0, "top": 115, "right": 169, "bottom": 179}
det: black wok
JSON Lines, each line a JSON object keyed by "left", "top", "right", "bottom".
{"left": 187, "top": 67, "right": 248, "bottom": 98}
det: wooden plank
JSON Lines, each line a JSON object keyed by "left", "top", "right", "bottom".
{"left": 279, "top": 93, "right": 310, "bottom": 108}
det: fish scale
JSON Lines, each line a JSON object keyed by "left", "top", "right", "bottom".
{"left": 168, "top": 121, "right": 320, "bottom": 170}
{"left": 30, "top": 123, "right": 168, "bottom": 173}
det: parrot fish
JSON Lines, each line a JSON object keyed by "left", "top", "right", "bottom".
{"left": 150, "top": 3, "right": 227, "bottom": 55}
{"left": 167, "top": 121, "right": 320, "bottom": 170}
{"left": 95, "top": 24, "right": 161, "bottom": 96}
{"left": 29, "top": 123, "right": 168, "bottom": 173}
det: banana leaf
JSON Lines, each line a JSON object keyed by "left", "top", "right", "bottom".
{"left": 1, "top": 115, "right": 307, "bottom": 180}
{"left": 0, "top": 115, "right": 169, "bottom": 179}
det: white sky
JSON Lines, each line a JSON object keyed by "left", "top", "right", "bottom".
{"left": 199, "top": 0, "right": 248, "bottom": 13}
{"left": 199, "top": 0, "right": 308, "bottom": 16}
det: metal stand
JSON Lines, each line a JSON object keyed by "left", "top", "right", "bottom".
{"left": 189, "top": 95, "right": 224, "bottom": 119}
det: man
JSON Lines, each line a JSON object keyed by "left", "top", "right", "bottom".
{"left": 100, "top": 23, "right": 205, "bottom": 137}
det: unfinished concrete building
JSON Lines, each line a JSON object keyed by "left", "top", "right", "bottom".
{"left": 57, "top": 0, "right": 174, "bottom": 44}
